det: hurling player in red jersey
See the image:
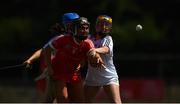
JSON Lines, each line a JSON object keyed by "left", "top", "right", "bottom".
{"left": 43, "top": 17, "right": 102, "bottom": 103}
{"left": 24, "top": 13, "right": 80, "bottom": 102}
{"left": 24, "top": 25, "right": 63, "bottom": 102}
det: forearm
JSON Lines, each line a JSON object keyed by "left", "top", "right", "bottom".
{"left": 94, "top": 46, "right": 109, "bottom": 54}
{"left": 25, "top": 49, "right": 42, "bottom": 64}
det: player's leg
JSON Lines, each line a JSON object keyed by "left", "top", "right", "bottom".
{"left": 67, "top": 81, "right": 84, "bottom": 103}
{"left": 43, "top": 77, "right": 56, "bottom": 102}
{"left": 84, "top": 85, "right": 101, "bottom": 103}
{"left": 36, "top": 79, "right": 46, "bottom": 102}
{"left": 67, "top": 73, "right": 84, "bottom": 103}
{"left": 103, "top": 84, "right": 122, "bottom": 103}
{"left": 55, "top": 80, "right": 68, "bottom": 103}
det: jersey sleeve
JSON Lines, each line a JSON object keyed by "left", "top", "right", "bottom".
{"left": 101, "top": 36, "right": 113, "bottom": 56}
{"left": 48, "top": 35, "right": 65, "bottom": 50}
{"left": 84, "top": 39, "right": 95, "bottom": 53}
{"left": 43, "top": 35, "right": 62, "bottom": 48}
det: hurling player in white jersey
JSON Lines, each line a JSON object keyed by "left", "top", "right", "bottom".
{"left": 84, "top": 15, "right": 122, "bottom": 103}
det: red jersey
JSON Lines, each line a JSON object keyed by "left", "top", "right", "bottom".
{"left": 36, "top": 35, "right": 65, "bottom": 92}
{"left": 49, "top": 35, "right": 94, "bottom": 81}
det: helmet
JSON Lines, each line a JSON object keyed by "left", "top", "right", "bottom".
{"left": 73, "top": 17, "right": 90, "bottom": 41}
{"left": 62, "top": 13, "right": 80, "bottom": 34}
{"left": 96, "top": 15, "right": 112, "bottom": 34}
{"left": 62, "top": 13, "right": 80, "bottom": 25}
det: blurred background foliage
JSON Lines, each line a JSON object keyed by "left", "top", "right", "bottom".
{"left": 0, "top": 0, "right": 179, "bottom": 54}
{"left": 0, "top": 0, "right": 180, "bottom": 78}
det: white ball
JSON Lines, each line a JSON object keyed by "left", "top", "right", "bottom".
{"left": 136, "top": 24, "right": 143, "bottom": 31}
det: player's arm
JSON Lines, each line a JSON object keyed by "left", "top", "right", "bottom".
{"left": 94, "top": 46, "right": 109, "bottom": 54}
{"left": 85, "top": 40, "right": 105, "bottom": 68}
{"left": 87, "top": 49, "right": 105, "bottom": 68}
{"left": 95, "top": 36, "right": 112, "bottom": 54}
{"left": 24, "top": 49, "right": 42, "bottom": 64}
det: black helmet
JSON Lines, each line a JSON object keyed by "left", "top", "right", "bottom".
{"left": 72, "top": 17, "right": 90, "bottom": 40}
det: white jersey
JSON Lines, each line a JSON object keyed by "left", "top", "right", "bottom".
{"left": 85, "top": 35, "right": 119, "bottom": 86}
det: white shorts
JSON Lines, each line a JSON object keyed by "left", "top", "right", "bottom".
{"left": 84, "top": 78, "right": 119, "bottom": 86}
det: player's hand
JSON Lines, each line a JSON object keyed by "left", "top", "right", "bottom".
{"left": 23, "top": 60, "right": 32, "bottom": 70}
{"left": 88, "top": 49, "right": 106, "bottom": 69}
{"left": 74, "top": 64, "right": 81, "bottom": 72}
{"left": 89, "top": 55, "right": 106, "bottom": 69}
{"left": 96, "top": 57, "right": 106, "bottom": 69}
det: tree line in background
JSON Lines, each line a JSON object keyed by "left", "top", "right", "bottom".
{"left": 0, "top": 0, "right": 180, "bottom": 59}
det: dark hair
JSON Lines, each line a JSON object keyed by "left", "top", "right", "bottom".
{"left": 49, "top": 23, "right": 65, "bottom": 35}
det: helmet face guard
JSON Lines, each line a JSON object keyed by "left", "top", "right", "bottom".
{"left": 73, "top": 17, "right": 90, "bottom": 41}
{"left": 96, "top": 15, "right": 112, "bottom": 34}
